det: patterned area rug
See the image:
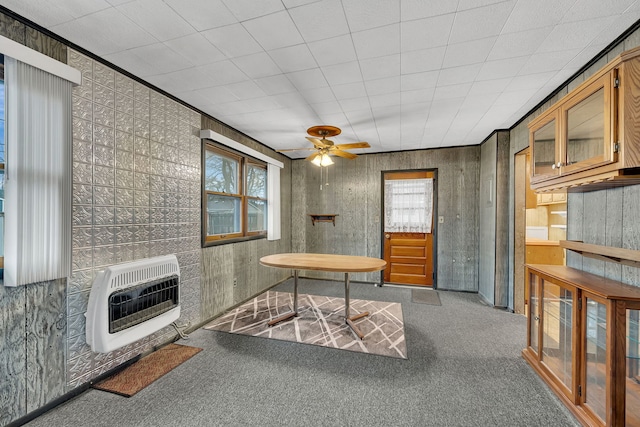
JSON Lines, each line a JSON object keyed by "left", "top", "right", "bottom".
{"left": 204, "top": 291, "right": 407, "bottom": 359}
{"left": 93, "top": 343, "right": 202, "bottom": 397}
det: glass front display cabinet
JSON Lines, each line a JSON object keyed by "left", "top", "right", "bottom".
{"left": 524, "top": 264, "right": 640, "bottom": 426}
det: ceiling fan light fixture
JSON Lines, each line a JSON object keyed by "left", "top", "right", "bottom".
{"left": 320, "top": 153, "right": 333, "bottom": 166}
{"left": 311, "top": 155, "right": 322, "bottom": 166}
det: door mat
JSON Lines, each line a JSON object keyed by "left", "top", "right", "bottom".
{"left": 204, "top": 290, "right": 407, "bottom": 359}
{"left": 92, "top": 343, "right": 202, "bottom": 397}
{"left": 411, "top": 289, "right": 441, "bottom": 305}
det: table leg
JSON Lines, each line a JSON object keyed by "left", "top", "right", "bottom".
{"left": 268, "top": 270, "right": 299, "bottom": 326}
{"left": 344, "top": 272, "right": 369, "bottom": 340}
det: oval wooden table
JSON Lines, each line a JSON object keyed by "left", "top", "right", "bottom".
{"left": 259, "top": 253, "right": 387, "bottom": 340}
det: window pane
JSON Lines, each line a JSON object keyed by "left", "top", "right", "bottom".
{"left": 206, "top": 194, "right": 241, "bottom": 235}
{"left": 542, "top": 282, "right": 572, "bottom": 389}
{"left": 566, "top": 88, "right": 604, "bottom": 166}
{"left": 246, "top": 165, "right": 266, "bottom": 198}
{"left": 247, "top": 198, "right": 266, "bottom": 232}
{"left": 205, "top": 149, "right": 238, "bottom": 193}
{"left": 533, "top": 119, "right": 556, "bottom": 176}
{"left": 585, "top": 298, "right": 606, "bottom": 421}
{"left": 530, "top": 273, "right": 540, "bottom": 353}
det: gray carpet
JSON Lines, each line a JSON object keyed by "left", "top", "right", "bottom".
{"left": 24, "top": 279, "right": 579, "bottom": 427}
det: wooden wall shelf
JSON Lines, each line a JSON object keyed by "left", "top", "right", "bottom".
{"left": 308, "top": 214, "right": 338, "bottom": 226}
{"left": 560, "top": 240, "right": 640, "bottom": 266}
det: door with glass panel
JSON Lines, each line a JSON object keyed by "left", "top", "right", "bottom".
{"left": 382, "top": 170, "right": 435, "bottom": 287}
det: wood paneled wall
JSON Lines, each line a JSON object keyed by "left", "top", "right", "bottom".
{"left": 291, "top": 146, "right": 480, "bottom": 292}
{"left": 199, "top": 117, "right": 292, "bottom": 320}
{"left": 479, "top": 134, "right": 498, "bottom": 303}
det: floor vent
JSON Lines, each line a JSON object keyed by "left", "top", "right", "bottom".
{"left": 86, "top": 255, "right": 181, "bottom": 353}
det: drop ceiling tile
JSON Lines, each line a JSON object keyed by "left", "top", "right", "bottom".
{"left": 201, "top": 24, "right": 263, "bottom": 58}
{"left": 437, "top": 64, "right": 482, "bottom": 86}
{"left": 232, "top": 52, "right": 282, "bottom": 79}
{"left": 352, "top": 24, "right": 400, "bottom": 60}
{"left": 360, "top": 54, "right": 401, "bottom": 81}
{"left": 401, "top": 71, "right": 440, "bottom": 91}
{"left": 51, "top": 8, "right": 157, "bottom": 55}
{"left": 243, "top": 10, "right": 304, "bottom": 51}
{"left": 449, "top": 1, "right": 515, "bottom": 44}
{"left": 442, "top": 37, "right": 496, "bottom": 68}
{"left": 493, "top": 88, "right": 538, "bottom": 107}
{"left": 221, "top": 0, "right": 284, "bottom": 21}
{"left": 0, "top": 0, "right": 111, "bottom": 27}
{"left": 564, "top": 0, "right": 636, "bottom": 22}
{"left": 467, "top": 77, "right": 513, "bottom": 96}
{"left": 225, "top": 81, "right": 267, "bottom": 100}
{"left": 331, "top": 81, "right": 368, "bottom": 100}
{"left": 501, "top": 0, "right": 574, "bottom": 33}
{"left": 401, "top": 47, "right": 446, "bottom": 74}
{"left": 106, "top": 42, "right": 192, "bottom": 77}
{"left": 194, "top": 85, "right": 239, "bottom": 104}
{"left": 487, "top": 27, "right": 551, "bottom": 61}
{"left": 164, "top": 0, "right": 237, "bottom": 31}
{"left": 505, "top": 72, "right": 558, "bottom": 92}
{"left": 364, "top": 77, "right": 401, "bottom": 96}
{"left": 116, "top": 0, "right": 194, "bottom": 42}
{"left": 164, "top": 33, "right": 227, "bottom": 66}
{"left": 282, "top": 0, "right": 322, "bottom": 7}
{"left": 308, "top": 35, "right": 357, "bottom": 67}
{"left": 476, "top": 56, "right": 528, "bottom": 81}
{"left": 287, "top": 0, "right": 349, "bottom": 42}
{"left": 401, "top": 14, "right": 455, "bottom": 52}
{"left": 268, "top": 44, "right": 317, "bottom": 73}
{"left": 254, "top": 75, "right": 298, "bottom": 95}
{"left": 401, "top": 88, "right": 435, "bottom": 104}
{"left": 302, "top": 87, "right": 336, "bottom": 104}
{"left": 400, "top": 0, "right": 457, "bottom": 21}
{"left": 433, "top": 83, "right": 471, "bottom": 101}
{"left": 339, "top": 97, "right": 372, "bottom": 112}
{"left": 536, "top": 17, "right": 618, "bottom": 54}
{"left": 286, "top": 68, "right": 328, "bottom": 90}
{"left": 519, "top": 49, "right": 581, "bottom": 75}
{"left": 369, "top": 92, "right": 401, "bottom": 108}
{"left": 342, "top": 0, "right": 400, "bottom": 33}
{"left": 322, "top": 61, "right": 363, "bottom": 86}
{"left": 194, "top": 60, "right": 248, "bottom": 87}
{"left": 311, "top": 100, "right": 343, "bottom": 115}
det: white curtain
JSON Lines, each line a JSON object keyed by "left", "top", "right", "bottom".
{"left": 3, "top": 57, "right": 72, "bottom": 286}
{"left": 384, "top": 178, "right": 434, "bottom": 233}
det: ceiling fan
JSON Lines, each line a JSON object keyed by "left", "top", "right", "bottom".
{"left": 277, "top": 125, "right": 370, "bottom": 166}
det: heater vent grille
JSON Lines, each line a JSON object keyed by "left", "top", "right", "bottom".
{"left": 109, "top": 275, "right": 179, "bottom": 333}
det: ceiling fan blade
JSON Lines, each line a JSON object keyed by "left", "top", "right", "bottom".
{"left": 276, "top": 147, "right": 317, "bottom": 152}
{"left": 305, "top": 152, "right": 320, "bottom": 161}
{"left": 333, "top": 142, "right": 370, "bottom": 150}
{"left": 306, "top": 137, "right": 331, "bottom": 148}
{"left": 331, "top": 150, "right": 358, "bottom": 160}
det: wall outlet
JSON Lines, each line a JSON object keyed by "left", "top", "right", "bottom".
{"left": 438, "top": 216, "right": 444, "bottom": 224}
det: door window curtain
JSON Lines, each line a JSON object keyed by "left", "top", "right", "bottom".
{"left": 3, "top": 57, "right": 72, "bottom": 286}
{"left": 384, "top": 178, "right": 434, "bottom": 233}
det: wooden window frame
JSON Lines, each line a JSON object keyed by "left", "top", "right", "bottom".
{"left": 202, "top": 142, "right": 267, "bottom": 246}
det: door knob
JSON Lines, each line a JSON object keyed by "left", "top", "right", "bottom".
{"left": 385, "top": 234, "right": 390, "bottom": 239}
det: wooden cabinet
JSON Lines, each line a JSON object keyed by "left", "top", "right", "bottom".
{"left": 529, "top": 46, "right": 640, "bottom": 192}
{"left": 536, "top": 192, "right": 566, "bottom": 205}
{"left": 524, "top": 264, "right": 640, "bottom": 426}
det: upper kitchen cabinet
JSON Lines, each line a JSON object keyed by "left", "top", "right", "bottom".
{"left": 529, "top": 46, "right": 640, "bottom": 192}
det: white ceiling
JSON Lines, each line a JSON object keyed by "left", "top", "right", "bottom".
{"left": 2, "top": 0, "right": 639, "bottom": 158}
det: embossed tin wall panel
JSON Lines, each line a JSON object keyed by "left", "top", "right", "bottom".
{"left": 67, "top": 49, "right": 203, "bottom": 386}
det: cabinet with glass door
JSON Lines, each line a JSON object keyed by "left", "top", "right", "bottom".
{"left": 529, "top": 46, "right": 640, "bottom": 192}
{"left": 524, "top": 264, "right": 640, "bottom": 426}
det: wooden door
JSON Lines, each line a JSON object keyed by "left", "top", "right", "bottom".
{"left": 383, "top": 171, "right": 434, "bottom": 287}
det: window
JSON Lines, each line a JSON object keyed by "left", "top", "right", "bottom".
{"left": 203, "top": 143, "right": 267, "bottom": 244}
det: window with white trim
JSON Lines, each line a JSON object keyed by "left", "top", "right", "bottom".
{"left": 203, "top": 143, "right": 267, "bottom": 244}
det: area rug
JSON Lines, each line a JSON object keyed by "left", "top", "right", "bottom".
{"left": 411, "top": 289, "right": 441, "bottom": 306}
{"left": 204, "top": 291, "right": 406, "bottom": 359}
{"left": 92, "top": 343, "right": 202, "bottom": 397}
